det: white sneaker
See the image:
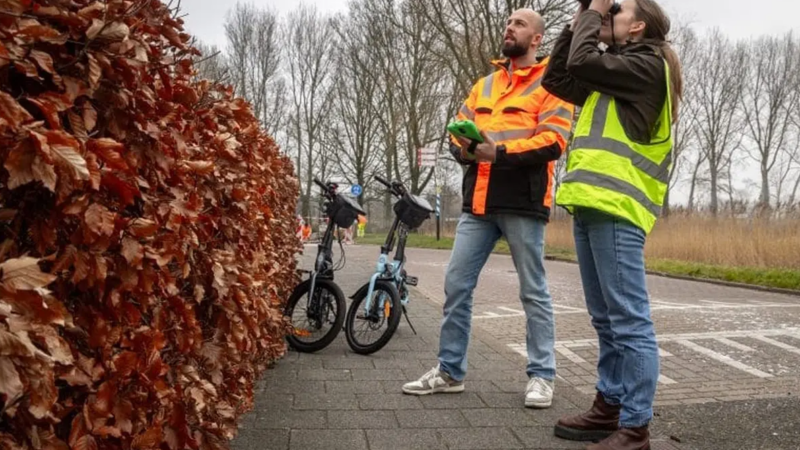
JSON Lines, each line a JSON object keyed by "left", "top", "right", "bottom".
{"left": 402, "top": 366, "right": 465, "bottom": 395}
{"left": 524, "top": 377, "right": 554, "bottom": 408}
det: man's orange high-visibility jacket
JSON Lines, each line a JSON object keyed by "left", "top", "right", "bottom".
{"left": 450, "top": 56, "right": 575, "bottom": 220}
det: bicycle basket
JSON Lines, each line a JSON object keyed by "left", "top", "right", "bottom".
{"left": 327, "top": 194, "right": 365, "bottom": 228}
{"left": 394, "top": 193, "right": 434, "bottom": 230}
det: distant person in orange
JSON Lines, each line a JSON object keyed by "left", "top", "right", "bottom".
{"left": 302, "top": 222, "right": 312, "bottom": 242}
{"left": 357, "top": 214, "right": 367, "bottom": 238}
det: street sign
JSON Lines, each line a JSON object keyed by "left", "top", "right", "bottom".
{"left": 418, "top": 147, "right": 437, "bottom": 167}
{"left": 351, "top": 184, "right": 362, "bottom": 196}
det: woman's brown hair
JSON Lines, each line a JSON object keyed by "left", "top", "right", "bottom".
{"left": 634, "top": 0, "right": 683, "bottom": 123}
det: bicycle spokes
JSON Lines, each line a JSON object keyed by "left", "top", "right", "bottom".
{"left": 289, "top": 286, "right": 339, "bottom": 342}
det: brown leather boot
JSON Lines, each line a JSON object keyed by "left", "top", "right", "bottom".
{"left": 586, "top": 425, "right": 650, "bottom": 450}
{"left": 554, "top": 392, "right": 620, "bottom": 441}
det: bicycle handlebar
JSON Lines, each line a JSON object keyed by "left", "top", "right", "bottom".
{"left": 374, "top": 175, "right": 391, "bottom": 188}
{"left": 373, "top": 175, "right": 406, "bottom": 198}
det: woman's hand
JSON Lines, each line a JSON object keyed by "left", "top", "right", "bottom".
{"left": 588, "top": 0, "right": 615, "bottom": 16}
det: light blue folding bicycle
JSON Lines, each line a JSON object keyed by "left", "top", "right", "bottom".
{"left": 344, "top": 175, "right": 434, "bottom": 355}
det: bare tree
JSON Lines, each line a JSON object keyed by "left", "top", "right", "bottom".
{"left": 224, "top": 2, "right": 286, "bottom": 136}
{"left": 739, "top": 32, "right": 800, "bottom": 212}
{"left": 409, "top": 0, "right": 573, "bottom": 105}
{"left": 692, "top": 29, "right": 746, "bottom": 216}
{"left": 663, "top": 23, "right": 700, "bottom": 217}
{"left": 192, "top": 41, "right": 229, "bottom": 84}
{"left": 327, "top": 6, "right": 385, "bottom": 205}
{"left": 285, "top": 4, "right": 338, "bottom": 219}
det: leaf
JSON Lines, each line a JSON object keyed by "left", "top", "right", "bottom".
{"left": 112, "top": 399, "right": 133, "bottom": 434}
{"left": 36, "top": 130, "right": 90, "bottom": 181}
{"left": 29, "top": 50, "right": 59, "bottom": 81}
{"left": 32, "top": 155, "right": 57, "bottom": 192}
{"left": 183, "top": 160, "right": 214, "bottom": 175}
{"left": 59, "top": 366, "right": 92, "bottom": 387}
{"left": 131, "top": 425, "right": 162, "bottom": 450}
{"left": 27, "top": 362, "right": 57, "bottom": 418}
{"left": 129, "top": 219, "right": 158, "bottom": 238}
{"left": 0, "top": 91, "right": 34, "bottom": 131}
{"left": 85, "top": 19, "right": 104, "bottom": 40}
{"left": 14, "top": 59, "right": 41, "bottom": 79}
{"left": 63, "top": 195, "right": 89, "bottom": 215}
{"left": 0, "top": 257, "right": 57, "bottom": 291}
{"left": 40, "top": 330, "right": 74, "bottom": 365}
{"left": 87, "top": 54, "right": 101, "bottom": 89}
{"left": 73, "top": 436, "right": 98, "bottom": 450}
{"left": 121, "top": 238, "right": 144, "bottom": 265}
{"left": 0, "top": 330, "right": 34, "bottom": 358}
{"left": 85, "top": 152, "right": 101, "bottom": 190}
{"left": 84, "top": 204, "right": 116, "bottom": 237}
{"left": 82, "top": 103, "right": 97, "bottom": 132}
{"left": 0, "top": 358, "right": 24, "bottom": 404}
{"left": 16, "top": 20, "right": 65, "bottom": 44}
{"left": 101, "top": 172, "right": 139, "bottom": 205}
{"left": 4, "top": 140, "right": 36, "bottom": 189}
{"left": 112, "top": 350, "right": 138, "bottom": 379}
{"left": 86, "top": 138, "right": 128, "bottom": 170}
{"left": 68, "top": 110, "right": 88, "bottom": 140}
{"left": 99, "top": 22, "right": 129, "bottom": 41}
{"left": 91, "top": 380, "right": 115, "bottom": 415}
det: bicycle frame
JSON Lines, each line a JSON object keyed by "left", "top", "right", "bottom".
{"left": 362, "top": 213, "right": 411, "bottom": 315}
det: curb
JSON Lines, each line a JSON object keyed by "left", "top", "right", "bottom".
{"left": 544, "top": 255, "right": 800, "bottom": 298}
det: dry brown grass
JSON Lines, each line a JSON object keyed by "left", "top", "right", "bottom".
{"left": 544, "top": 214, "right": 800, "bottom": 270}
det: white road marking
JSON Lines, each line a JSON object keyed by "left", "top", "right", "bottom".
{"left": 498, "top": 306, "right": 524, "bottom": 314}
{"left": 675, "top": 340, "right": 774, "bottom": 378}
{"left": 715, "top": 338, "right": 756, "bottom": 352}
{"left": 750, "top": 335, "right": 800, "bottom": 356}
{"left": 658, "top": 374, "right": 678, "bottom": 385}
{"left": 659, "top": 347, "right": 673, "bottom": 357}
{"left": 555, "top": 346, "right": 588, "bottom": 364}
{"left": 553, "top": 328, "right": 800, "bottom": 346}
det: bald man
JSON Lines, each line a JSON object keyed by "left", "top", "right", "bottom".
{"left": 402, "top": 9, "right": 575, "bottom": 410}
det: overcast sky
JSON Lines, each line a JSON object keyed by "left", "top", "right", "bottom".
{"left": 180, "top": 0, "right": 798, "bottom": 50}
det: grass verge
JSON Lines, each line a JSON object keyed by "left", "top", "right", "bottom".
{"left": 355, "top": 233, "right": 800, "bottom": 292}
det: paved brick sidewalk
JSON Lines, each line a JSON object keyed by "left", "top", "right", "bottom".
{"left": 231, "top": 287, "right": 684, "bottom": 450}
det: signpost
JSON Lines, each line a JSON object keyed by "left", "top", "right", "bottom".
{"left": 351, "top": 184, "right": 362, "bottom": 197}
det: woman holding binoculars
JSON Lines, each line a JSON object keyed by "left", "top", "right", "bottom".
{"left": 542, "top": 0, "right": 682, "bottom": 449}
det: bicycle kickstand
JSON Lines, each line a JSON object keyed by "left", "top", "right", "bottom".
{"left": 402, "top": 306, "right": 417, "bottom": 335}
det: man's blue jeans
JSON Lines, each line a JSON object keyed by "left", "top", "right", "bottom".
{"left": 438, "top": 213, "right": 556, "bottom": 382}
{"left": 573, "top": 207, "right": 659, "bottom": 428}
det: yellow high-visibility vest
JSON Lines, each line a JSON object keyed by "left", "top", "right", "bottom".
{"left": 556, "top": 61, "right": 672, "bottom": 234}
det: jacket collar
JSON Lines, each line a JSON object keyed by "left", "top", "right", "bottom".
{"left": 490, "top": 55, "right": 549, "bottom": 77}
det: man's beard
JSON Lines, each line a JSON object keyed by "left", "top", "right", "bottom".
{"left": 502, "top": 40, "right": 528, "bottom": 58}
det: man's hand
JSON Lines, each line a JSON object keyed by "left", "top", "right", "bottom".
{"left": 456, "top": 130, "right": 497, "bottom": 163}
{"left": 588, "top": 0, "right": 615, "bottom": 16}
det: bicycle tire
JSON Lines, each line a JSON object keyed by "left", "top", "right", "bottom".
{"left": 344, "top": 280, "right": 403, "bottom": 355}
{"left": 284, "top": 278, "right": 346, "bottom": 353}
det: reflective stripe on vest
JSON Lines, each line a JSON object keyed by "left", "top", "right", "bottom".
{"left": 556, "top": 60, "right": 672, "bottom": 234}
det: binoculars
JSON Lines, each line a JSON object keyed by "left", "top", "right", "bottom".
{"left": 577, "top": 0, "right": 621, "bottom": 14}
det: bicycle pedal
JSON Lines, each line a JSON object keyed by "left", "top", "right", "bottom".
{"left": 405, "top": 276, "right": 418, "bottom": 286}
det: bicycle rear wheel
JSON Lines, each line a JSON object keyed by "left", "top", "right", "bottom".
{"left": 344, "top": 280, "right": 402, "bottom": 355}
{"left": 284, "top": 278, "right": 346, "bottom": 353}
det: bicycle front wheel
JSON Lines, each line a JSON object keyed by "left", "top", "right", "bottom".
{"left": 344, "top": 280, "right": 402, "bottom": 355}
{"left": 284, "top": 279, "right": 346, "bottom": 353}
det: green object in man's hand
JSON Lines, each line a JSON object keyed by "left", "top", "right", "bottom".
{"left": 447, "top": 119, "right": 484, "bottom": 144}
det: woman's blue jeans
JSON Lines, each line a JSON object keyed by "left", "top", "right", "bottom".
{"left": 573, "top": 207, "right": 659, "bottom": 428}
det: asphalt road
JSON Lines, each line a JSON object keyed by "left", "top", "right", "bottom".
{"left": 298, "top": 242, "right": 800, "bottom": 450}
